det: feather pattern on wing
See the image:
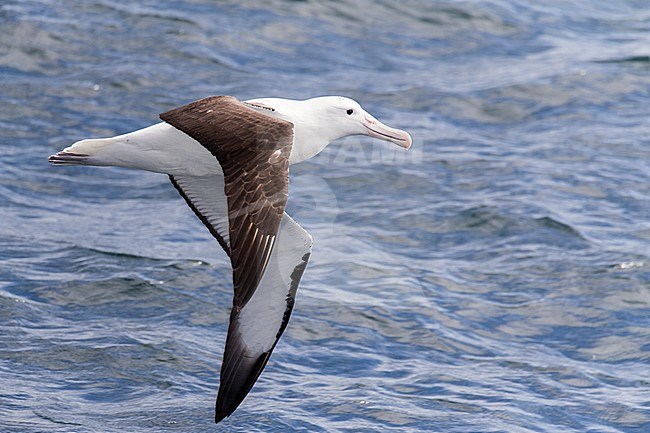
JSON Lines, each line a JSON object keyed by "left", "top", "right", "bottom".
{"left": 161, "top": 96, "right": 295, "bottom": 309}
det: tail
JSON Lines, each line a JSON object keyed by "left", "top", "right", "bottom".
{"left": 48, "top": 122, "right": 200, "bottom": 173}
{"left": 48, "top": 138, "right": 114, "bottom": 166}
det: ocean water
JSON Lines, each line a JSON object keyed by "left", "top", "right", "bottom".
{"left": 1, "top": 0, "right": 649, "bottom": 432}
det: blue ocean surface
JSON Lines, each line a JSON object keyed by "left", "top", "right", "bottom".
{"left": 1, "top": 1, "right": 649, "bottom": 432}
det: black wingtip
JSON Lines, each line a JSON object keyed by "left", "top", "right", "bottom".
{"left": 214, "top": 350, "right": 273, "bottom": 424}
{"left": 214, "top": 387, "right": 244, "bottom": 424}
{"left": 215, "top": 409, "right": 230, "bottom": 424}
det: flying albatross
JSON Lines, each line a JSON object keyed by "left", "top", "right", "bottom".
{"left": 48, "top": 95, "right": 411, "bottom": 423}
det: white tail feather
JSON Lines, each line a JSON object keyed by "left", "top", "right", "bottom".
{"left": 48, "top": 122, "right": 220, "bottom": 176}
{"left": 66, "top": 137, "right": 114, "bottom": 157}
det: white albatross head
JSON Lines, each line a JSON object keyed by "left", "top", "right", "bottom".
{"left": 245, "top": 95, "right": 412, "bottom": 163}
{"left": 305, "top": 96, "right": 412, "bottom": 149}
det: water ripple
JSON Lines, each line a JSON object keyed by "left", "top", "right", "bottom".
{"left": 1, "top": 0, "right": 649, "bottom": 432}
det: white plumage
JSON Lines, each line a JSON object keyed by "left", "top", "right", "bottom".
{"left": 49, "top": 95, "right": 411, "bottom": 423}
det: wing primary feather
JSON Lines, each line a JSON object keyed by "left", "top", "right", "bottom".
{"left": 214, "top": 216, "right": 312, "bottom": 423}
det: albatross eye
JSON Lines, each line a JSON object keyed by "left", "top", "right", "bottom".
{"left": 346, "top": 109, "right": 354, "bottom": 115}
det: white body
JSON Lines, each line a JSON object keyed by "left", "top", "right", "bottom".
{"left": 60, "top": 96, "right": 411, "bottom": 176}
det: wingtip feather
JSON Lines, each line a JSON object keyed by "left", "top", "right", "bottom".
{"left": 215, "top": 408, "right": 230, "bottom": 424}
{"left": 214, "top": 347, "right": 272, "bottom": 424}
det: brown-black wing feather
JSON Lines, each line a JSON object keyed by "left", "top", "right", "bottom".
{"left": 161, "top": 97, "right": 298, "bottom": 422}
{"left": 160, "top": 96, "right": 294, "bottom": 310}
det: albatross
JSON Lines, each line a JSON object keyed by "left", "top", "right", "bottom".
{"left": 48, "top": 95, "right": 411, "bottom": 423}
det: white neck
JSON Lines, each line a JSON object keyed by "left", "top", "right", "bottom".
{"left": 245, "top": 98, "right": 347, "bottom": 165}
